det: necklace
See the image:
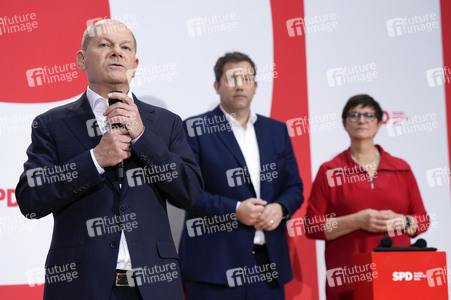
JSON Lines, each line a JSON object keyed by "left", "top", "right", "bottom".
{"left": 351, "top": 148, "right": 380, "bottom": 169}
{"left": 351, "top": 148, "right": 380, "bottom": 189}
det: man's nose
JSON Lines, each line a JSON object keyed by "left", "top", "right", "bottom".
{"left": 110, "top": 45, "right": 123, "bottom": 57}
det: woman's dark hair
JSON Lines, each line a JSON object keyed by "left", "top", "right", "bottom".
{"left": 214, "top": 52, "right": 256, "bottom": 86}
{"left": 342, "top": 94, "right": 383, "bottom": 122}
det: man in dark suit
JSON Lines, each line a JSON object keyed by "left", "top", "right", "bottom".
{"left": 16, "top": 19, "right": 203, "bottom": 300}
{"left": 179, "top": 52, "right": 304, "bottom": 300}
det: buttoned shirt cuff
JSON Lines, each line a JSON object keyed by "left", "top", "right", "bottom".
{"left": 131, "top": 127, "right": 145, "bottom": 145}
{"left": 90, "top": 149, "right": 105, "bottom": 174}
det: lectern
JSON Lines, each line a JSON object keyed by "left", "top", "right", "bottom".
{"left": 352, "top": 251, "right": 448, "bottom": 299}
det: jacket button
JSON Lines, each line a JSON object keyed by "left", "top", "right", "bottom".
{"left": 120, "top": 205, "right": 126, "bottom": 211}
{"left": 109, "top": 241, "right": 118, "bottom": 249}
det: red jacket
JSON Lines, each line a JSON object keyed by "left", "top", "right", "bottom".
{"left": 305, "top": 145, "right": 429, "bottom": 295}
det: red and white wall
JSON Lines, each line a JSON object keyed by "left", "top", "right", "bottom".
{"left": 0, "top": 0, "right": 450, "bottom": 299}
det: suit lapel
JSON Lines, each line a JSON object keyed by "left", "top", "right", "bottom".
{"left": 254, "top": 118, "right": 271, "bottom": 199}
{"left": 63, "top": 93, "right": 101, "bottom": 150}
{"left": 212, "top": 107, "right": 247, "bottom": 168}
{"left": 211, "top": 106, "right": 257, "bottom": 196}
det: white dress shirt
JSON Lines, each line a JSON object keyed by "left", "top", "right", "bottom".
{"left": 86, "top": 86, "right": 138, "bottom": 270}
{"left": 220, "top": 105, "right": 266, "bottom": 245}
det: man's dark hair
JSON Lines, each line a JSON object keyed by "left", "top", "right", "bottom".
{"left": 214, "top": 52, "right": 256, "bottom": 85}
{"left": 342, "top": 94, "right": 383, "bottom": 122}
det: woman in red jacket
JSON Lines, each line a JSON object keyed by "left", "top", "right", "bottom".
{"left": 305, "top": 94, "right": 429, "bottom": 300}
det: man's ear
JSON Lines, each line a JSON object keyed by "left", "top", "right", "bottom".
{"left": 76, "top": 50, "right": 86, "bottom": 71}
{"left": 214, "top": 81, "right": 220, "bottom": 95}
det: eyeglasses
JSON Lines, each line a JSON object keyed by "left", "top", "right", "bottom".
{"left": 347, "top": 112, "right": 377, "bottom": 122}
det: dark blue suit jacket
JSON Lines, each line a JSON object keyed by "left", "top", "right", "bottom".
{"left": 16, "top": 92, "right": 203, "bottom": 300}
{"left": 179, "top": 106, "right": 303, "bottom": 286}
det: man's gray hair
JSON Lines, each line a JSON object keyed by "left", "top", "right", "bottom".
{"left": 81, "top": 19, "right": 137, "bottom": 53}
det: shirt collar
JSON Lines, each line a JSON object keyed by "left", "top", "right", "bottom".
{"left": 219, "top": 105, "right": 258, "bottom": 128}
{"left": 86, "top": 86, "right": 134, "bottom": 112}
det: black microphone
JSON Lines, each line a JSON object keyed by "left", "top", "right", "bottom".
{"left": 108, "top": 91, "right": 125, "bottom": 183}
{"left": 410, "top": 238, "right": 427, "bottom": 248}
{"left": 374, "top": 236, "right": 436, "bottom": 252}
{"left": 378, "top": 236, "right": 393, "bottom": 248}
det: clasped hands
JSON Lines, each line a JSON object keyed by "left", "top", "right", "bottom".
{"left": 355, "top": 208, "right": 416, "bottom": 236}
{"left": 93, "top": 92, "right": 144, "bottom": 168}
{"left": 236, "top": 198, "right": 284, "bottom": 231}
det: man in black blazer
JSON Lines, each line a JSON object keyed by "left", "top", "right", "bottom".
{"left": 16, "top": 19, "right": 203, "bottom": 300}
{"left": 179, "top": 52, "right": 304, "bottom": 300}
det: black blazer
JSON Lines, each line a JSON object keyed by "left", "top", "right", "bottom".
{"left": 16, "top": 92, "right": 203, "bottom": 300}
{"left": 179, "top": 106, "right": 303, "bottom": 286}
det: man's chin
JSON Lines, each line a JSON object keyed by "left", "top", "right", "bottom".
{"left": 106, "top": 76, "right": 130, "bottom": 86}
